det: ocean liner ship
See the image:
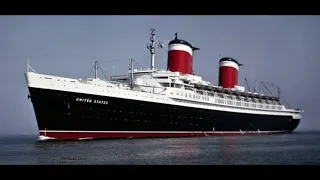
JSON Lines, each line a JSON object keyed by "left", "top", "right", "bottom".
{"left": 25, "top": 29, "right": 303, "bottom": 141}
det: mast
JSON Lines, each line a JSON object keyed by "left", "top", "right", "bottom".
{"left": 130, "top": 58, "right": 134, "bottom": 89}
{"left": 254, "top": 80, "right": 257, "bottom": 93}
{"left": 148, "top": 28, "right": 156, "bottom": 70}
{"left": 244, "top": 78, "right": 251, "bottom": 92}
{"left": 94, "top": 61, "right": 99, "bottom": 79}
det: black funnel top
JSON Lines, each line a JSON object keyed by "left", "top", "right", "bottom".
{"left": 169, "top": 32, "right": 200, "bottom": 51}
{"left": 219, "top": 57, "right": 243, "bottom": 66}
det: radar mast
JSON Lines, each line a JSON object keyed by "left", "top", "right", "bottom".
{"left": 148, "top": 29, "right": 156, "bottom": 70}
{"left": 146, "top": 29, "right": 165, "bottom": 70}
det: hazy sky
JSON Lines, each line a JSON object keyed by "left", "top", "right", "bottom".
{"left": 0, "top": 15, "right": 319, "bottom": 135}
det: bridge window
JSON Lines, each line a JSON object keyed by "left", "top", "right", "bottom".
{"left": 162, "top": 83, "right": 170, "bottom": 87}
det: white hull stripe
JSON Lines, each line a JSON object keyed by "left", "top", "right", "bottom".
{"left": 168, "top": 44, "right": 193, "bottom": 56}
{"left": 219, "top": 61, "right": 239, "bottom": 71}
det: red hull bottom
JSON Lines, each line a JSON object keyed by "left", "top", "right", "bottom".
{"left": 38, "top": 130, "right": 291, "bottom": 141}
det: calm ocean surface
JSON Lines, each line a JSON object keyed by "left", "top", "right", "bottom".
{"left": 0, "top": 131, "right": 319, "bottom": 165}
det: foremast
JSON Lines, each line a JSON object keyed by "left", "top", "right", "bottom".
{"left": 146, "top": 28, "right": 165, "bottom": 70}
{"left": 148, "top": 29, "right": 156, "bottom": 70}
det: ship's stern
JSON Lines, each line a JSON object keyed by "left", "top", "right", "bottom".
{"left": 290, "top": 110, "right": 303, "bottom": 132}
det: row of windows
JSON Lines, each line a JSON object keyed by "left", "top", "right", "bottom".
{"left": 171, "top": 92, "right": 210, "bottom": 101}
{"left": 169, "top": 90, "right": 284, "bottom": 112}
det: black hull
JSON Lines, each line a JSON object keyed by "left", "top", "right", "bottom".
{"left": 28, "top": 87, "right": 300, "bottom": 140}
